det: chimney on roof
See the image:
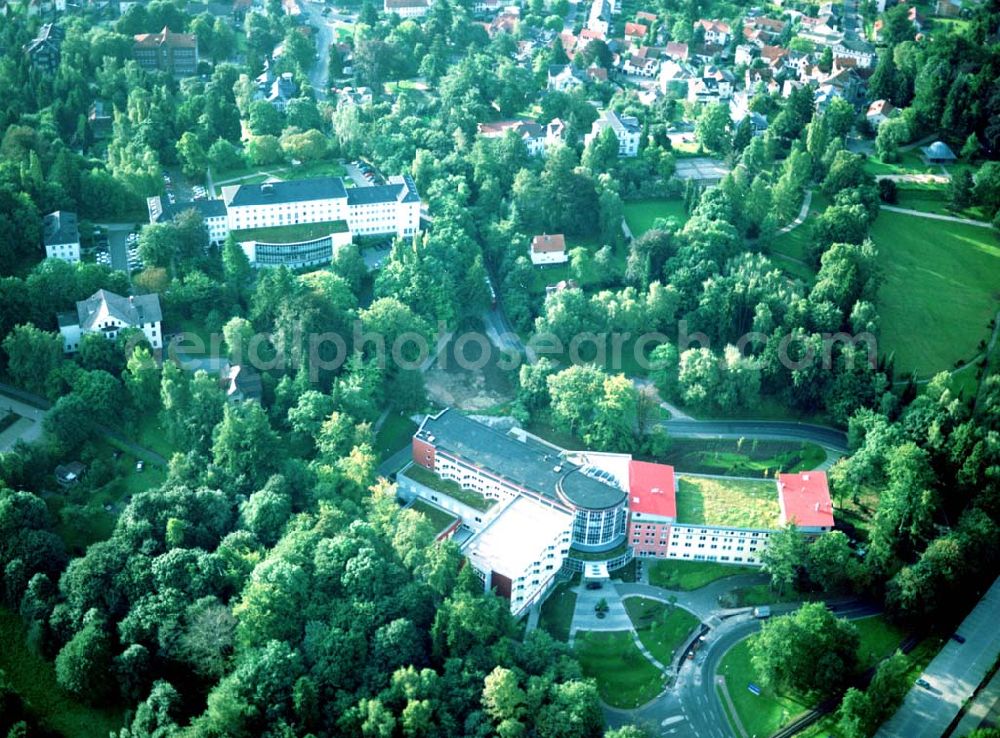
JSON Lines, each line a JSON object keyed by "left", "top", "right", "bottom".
{"left": 803, "top": 474, "right": 810, "bottom": 481}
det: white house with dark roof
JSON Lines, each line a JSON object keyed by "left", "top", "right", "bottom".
{"left": 584, "top": 110, "right": 641, "bottom": 157}
{"left": 476, "top": 120, "right": 547, "bottom": 156}
{"left": 58, "top": 290, "right": 163, "bottom": 353}
{"left": 42, "top": 211, "right": 80, "bottom": 263}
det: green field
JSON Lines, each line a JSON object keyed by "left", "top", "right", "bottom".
{"left": 655, "top": 438, "right": 827, "bottom": 478}
{"left": 539, "top": 579, "right": 577, "bottom": 641}
{"left": 526, "top": 235, "right": 627, "bottom": 296}
{"left": 720, "top": 616, "right": 914, "bottom": 738}
{"left": 0, "top": 609, "right": 124, "bottom": 738}
{"left": 624, "top": 597, "right": 700, "bottom": 665}
{"left": 623, "top": 198, "right": 689, "bottom": 237}
{"left": 718, "top": 639, "right": 812, "bottom": 738}
{"left": 403, "top": 464, "right": 496, "bottom": 512}
{"left": 231, "top": 219, "right": 349, "bottom": 244}
{"left": 675, "top": 475, "right": 781, "bottom": 529}
{"left": 574, "top": 630, "right": 666, "bottom": 708}
{"left": 769, "top": 191, "right": 831, "bottom": 270}
{"left": 894, "top": 184, "right": 990, "bottom": 222}
{"left": 407, "top": 498, "right": 457, "bottom": 534}
{"left": 871, "top": 210, "right": 1000, "bottom": 377}
{"left": 647, "top": 559, "right": 757, "bottom": 590}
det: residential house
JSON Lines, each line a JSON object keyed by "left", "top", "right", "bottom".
{"left": 936, "top": 0, "right": 962, "bottom": 16}
{"left": 833, "top": 37, "right": 875, "bottom": 68}
{"left": 545, "top": 118, "right": 566, "bottom": 148}
{"left": 223, "top": 364, "right": 263, "bottom": 403}
{"left": 636, "top": 10, "right": 656, "bottom": 23}
{"left": 133, "top": 26, "right": 199, "bottom": 76}
{"left": 88, "top": 100, "right": 114, "bottom": 138}
{"left": 624, "top": 21, "right": 648, "bottom": 44}
{"left": 336, "top": 85, "right": 373, "bottom": 108}
{"left": 476, "top": 119, "right": 547, "bottom": 156}
{"left": 866, "top": 99, "right": 896, "bottom": 127}
{"left": 798, "top": 16, "right": 844, "bottom": 46}
{"left": 383, "top": 0, "right": 428, "bottom": 16}
{"left": 547, "top": 63, "right": 585, "bottom": 91}
{"left": 664, "top": 41, "right": 689, "bottom": 61}
{"left": 659, "top": 58, "right": 696, "bottom": 95}
{"left": 622, "top": 49, "right": 659, "bottom": 78}
{"left": 23, "top": 23, "right": 63, "bottom": 73}
{"left": 55, "top": 462, "right": 85, "bottom": 487}
{"left": 487, "top": 9, "right": 519, "bottom": 35}
{"left": 254, "top": 67, "right": 297, "bottom": 111}
{"left": 584, "top": 109, "right": 641, "bottom": 157}
{"left": 743, "top": 16, "right": 787, "bottom": 45}
{"left": 735, "top": 44, "right": 757, "bottom": 66}
{"left": 687, "top": 65, "right": 735, "bottom": 103}
{"left": 587, "top": 0, "right": 611, "bottom": 37}
{"left": 695, "top": 19, "right": 731, "bottom": 45}
{"left": 58, "top": 290, "right": 163, "bottom": 354}
{"left": 473, "top": 0, "right": 503, "bottom": 13}
{"left": 42, "top": 210, "right": 80, "bottom": 263}
{"left": 530, "top": 233, "right": 568, "bottom": 265}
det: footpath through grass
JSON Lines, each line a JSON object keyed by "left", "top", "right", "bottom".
{"left": 647, "top": 559, "right": 757, "bottom": 590}
{"left": 0, "top": 608, "right": 124, "bottom": 738}
{"left": 872, "top": 210, "right": 1000, "bottom": 377}
{"left": 624, "top": 597, "right": 700, "bottom": 665}
{"left": 574, "top": 630, "right": 665, "bottom": 708}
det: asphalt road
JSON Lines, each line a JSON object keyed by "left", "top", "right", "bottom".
{"left": 661, "top": 419, "right": 849, "bottom": 454}
{"left": 876, "top": 577, "right": 1000, "bottom": 738}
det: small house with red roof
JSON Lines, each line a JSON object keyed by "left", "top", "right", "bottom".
{"left": 530, "top": 234, "right": 568, "bottom": 265}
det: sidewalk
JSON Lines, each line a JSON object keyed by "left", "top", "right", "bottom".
{"left": 881, "top": 205, "right": 991, "bottom": 228}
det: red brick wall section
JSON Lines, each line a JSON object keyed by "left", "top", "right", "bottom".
{"left": 491, "top": 572, "right": 512, "bottom": 600}
{"left": 412, "top": 438, "right": 435, "bottom": 470}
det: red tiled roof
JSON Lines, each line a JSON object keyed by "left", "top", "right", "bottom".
{"left": 531, "top": 233, "right": 566, "bottom": 253}
{"left": 867, "top": 99, "right": 895, "bottom": 116}
{"left": 636, "top": 10, "right": 657, "bottom": 22}
{"left": 628, "top": 461, "right": 677, "bottom": 519}
{"left": 665, "top": 41, "right": 689, "bottom": 58}
{"left": 625, "top": 21, "right": 648, "bottom": 37}
{"left": 695, "top": 18, "right": 731, "bottom": 34}
{"left": 778, "top": 472, "right": 834, "bottom": 528}
{"left": 134, "top": 26, "right": 196, "bottom": 49}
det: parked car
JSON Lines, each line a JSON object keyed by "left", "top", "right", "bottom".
{"left": 951, "top": 633, "right": 966, "bottom": 644}
{"left": 135, "top": 460, "right": 144, "bottom": 472}
{"left": 585, "top": 582, "right": 602, "bottom": 590}
{"left": 916, "top": 678, "right": 931, "bottom": 690}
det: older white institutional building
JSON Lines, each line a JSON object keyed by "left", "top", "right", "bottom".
{"left": 148, "top": 174, "right": 422, "bottom": 268}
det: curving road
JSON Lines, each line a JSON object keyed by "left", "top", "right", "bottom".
{"left": 605, "top": 600, "right": 881, "bottom": 738}
{"left": 661, "top": 419, "right": 849, "bottom": 455}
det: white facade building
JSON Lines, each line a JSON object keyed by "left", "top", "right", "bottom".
{"left": 664, "top": 524, "right": 772, "bottom": 564}
{"left": 58, "top": 290, "right": 162, "bottom": 354}
{"left": 530, "top": 233, "right": 568, "bottom": 266}
{"left": 383, "top": 0, "right": 429, "bottom": 17}
{"left": 42, "top": 210, "right": 80, "bottom": 263}
{"left": 584, "top": 110, "right": 642, "bottom": 157}
{"left": 147, "top": 197, "right": 230, "bottom": 245}
{"left": 463, "top": 495, "right": 573, "bottom": 617}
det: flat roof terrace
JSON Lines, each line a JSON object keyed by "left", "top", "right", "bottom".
{"left": 674, "top": 475, "right": 781, "bottom": 530}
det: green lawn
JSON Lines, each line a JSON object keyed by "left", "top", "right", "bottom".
{"left": 231, "top": 219, "right": 348, "bottom": 244}
{"left": 0, "top": 609, "right": 124, "bottom": 738}
{"left": 769, "top": 191, "right": 831, "bottom": 267}
{"left": 526, "top": 235, "right": 626, "bottom": 296}
{"left": 647, "top": 559, "right": 757, "bottom": 590}
{"left": 539, "top": 579, "right": 577, "bottom": 641}
{"left": 854, "top": 615, "right": 907, "bottom": 668}
{"left": 403, "top": 464, "right": 496, "bottom": 512}
{"left": 718, "top": 638, "right": 812, "bottom": 738}
{"left": 407, "top": 498, "right": 458, "bottom": 534}
{"left": 574, "top": 630, "right": 666, "bottom": 708}
{"left": 375, "top": 413, "right": 417, "bottom": 461}
{"left": 652, "top": 438, "right": 826, "bottom": 478}
{"left": 624, "top": 597, "right": 700, "bottom": 666}
{"left": 871, "top": 210, "right": 1000, "bottom": 377}
{"left": 675, "top": 475, "right": 782, "bottom": 529}
{"left": 894, "top": 185, "right": 989, "bottom": 222}
{"left": 623, "top": 198, "right": 689, "bottom": 238}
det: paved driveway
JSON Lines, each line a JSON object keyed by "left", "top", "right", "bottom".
{"left": 0, "top": 394, "right": 46, "bottom": 450}
{"left": 571, "top": 582, "right": 632, "bottom": 637}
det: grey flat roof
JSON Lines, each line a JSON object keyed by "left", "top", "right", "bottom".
{"left": 43, "top": 210, "right": 79, "bottom": 245}
{"left": 416, "top": 409, "right": 625, "bottom": 510}
{"left": 157, "top": 198, "right": 227, "bottom": 221}
{"left": 222, "top": 176, "right": 348, "bottom": 207}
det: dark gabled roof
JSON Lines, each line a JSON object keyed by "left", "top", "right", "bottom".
{"left": 222, "top": 176, "right": 347, "bottom": 207}
{"left": 74, "top": 290, "right": 162, "bottom": 330}
{"left": 43, "top": 210, "right": 79, "bottom": 246}
{"left": 415, "top": 409, "right": 626, "bottom": 511}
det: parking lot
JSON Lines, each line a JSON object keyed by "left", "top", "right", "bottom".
{"left": 346, "top": 160, "right": 383, "bottom": 187}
